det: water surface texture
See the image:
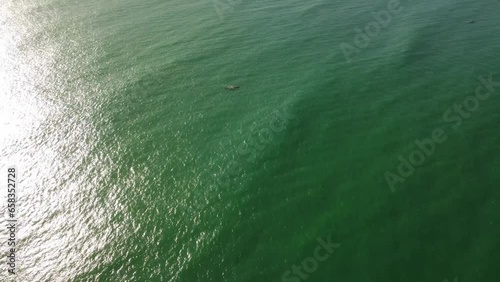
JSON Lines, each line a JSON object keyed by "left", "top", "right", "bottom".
{"left": 1, "top": 0, "right": 499, "bottom": 281}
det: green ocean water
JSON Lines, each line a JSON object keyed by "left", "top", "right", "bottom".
{"left": 1, "top": 0, "right": 500, "bottom": 281}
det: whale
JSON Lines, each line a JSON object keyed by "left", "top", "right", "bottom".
{"left": 225, "top": 85, "right": 240, "bottom": 90}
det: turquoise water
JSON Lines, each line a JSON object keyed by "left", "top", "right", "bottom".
{"left": 1, "top": 0, "right": 500, "bottom": 281}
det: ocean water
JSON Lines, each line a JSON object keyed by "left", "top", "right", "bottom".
{"left": 1, "top": 0, "right": 500, "bottom": 281}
